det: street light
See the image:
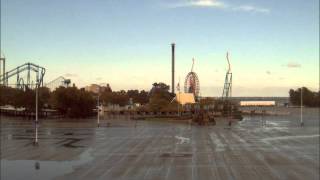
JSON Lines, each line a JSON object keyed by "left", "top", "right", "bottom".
{"left": 95, "top": 86, "right": 101, "bottom": 127}
{"left": 34, "top": 80, "right": 39, "bottom": 146}
{"left": 97, "top": 94, "right": 100, "bottom": 127}
{"left": 300, "top": 87, "right": 304, "bottom": 127}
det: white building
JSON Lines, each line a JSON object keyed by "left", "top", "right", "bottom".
{"left": 240, "top": 101, "right": 275, "bottom": 106}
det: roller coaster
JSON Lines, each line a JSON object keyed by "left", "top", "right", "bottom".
{"left": 222, "top": 52, "right": 232, "bottom": 100}
{"left": 0, "top": 54, "right": 70, "bottom": 91}
{"left": 45, "top": 76, "right": 71, "bottom": 91}
{"left": 0, "top": 62, "right": 46, "bottom": 89}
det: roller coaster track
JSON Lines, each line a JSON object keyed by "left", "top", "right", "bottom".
{"left": 45, "top": 76, "right": 71, "bottom": 91}
{"left": 222, "top": 52, "right": 232, "bottom": 100}
{"left": 0, "top": 62, "right": 45, "bottom": 89}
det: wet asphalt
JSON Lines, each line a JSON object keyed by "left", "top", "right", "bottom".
{"left": 1, "top": 108, "right": 319, "bottom": 180}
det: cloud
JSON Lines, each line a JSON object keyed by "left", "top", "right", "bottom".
{"left": 167, "top": 1, "right": 270, "bottom": 14}
{"left": 266, "top": 70, "right": 271, "bottom": 75}
{"left": 189, "top": 0, "right": 225, "bottom": 7}
{"left": 169, "top": 0, "right": 226, "bottom": 8}
{"left": 64, "top": 73, "right": 77, "bottom": 77}
{"left": 284, "top": 62, "right": 302, "bottom": 68}
{"left": 96, "top": 77, "right": 103, "bottom": 81}
{"left": 233, "top": 5, "right": 270, "bottom": 13}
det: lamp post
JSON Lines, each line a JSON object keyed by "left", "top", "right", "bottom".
{"left": 300, "top": 87, "right": 304, "bottom": 127}
{"left": 95, "top": 84, "right": 105, "bottom": 127}
{"left": 34, "top": 81, "right": 39, "bottom": 145}
{"left": 97, "top": 87, "right": 100, "bottom": 127}
{"left": 178, "top": 77, "right": 181, "bottom": 117}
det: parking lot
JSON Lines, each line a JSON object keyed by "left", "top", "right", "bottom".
{"left": 1, "top": 108, "right": 319, "bottom": 180}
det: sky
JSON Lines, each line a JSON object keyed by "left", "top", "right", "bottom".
{"left": 1, "top": 0, "right": 319, "bottom": 96}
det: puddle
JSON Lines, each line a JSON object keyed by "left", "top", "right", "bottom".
{"left": 55, "top": 138, "right": 85, "bottom": 148}
{"left": 1, "top": 148, "right": 93, "bottom": 180}
{"left": 175, "top": 136, "right": 190, "bottom": 144}
{"left": 64, "top": 132, "right": 74, "bottom": 136}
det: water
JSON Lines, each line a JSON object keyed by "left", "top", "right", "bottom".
{"left": 1, "top": 148, "right": 93, "bottom": 180}
{"left": 239, "top": 107, "right": 319, "bottom": 127}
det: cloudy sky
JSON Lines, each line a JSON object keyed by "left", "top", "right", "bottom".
{"left": 1, "top": 0, "right": 319, "bottom": 96}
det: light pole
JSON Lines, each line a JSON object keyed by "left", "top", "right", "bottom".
{"left": 95, "top": 85, "right": 102, "bottom": 127}
{"left": 34, "top": 81, "right": 39, "bottom": 145}
{"left": 300, "top": 87, "right": 304, "bottom": 127}
{"left": 97, "top": 94, "right": 100, "bottom": 127}
{"left": 178, "top": 77, "right": 181, "bottom": 117}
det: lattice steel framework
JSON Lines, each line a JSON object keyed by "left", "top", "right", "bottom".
{"left": 45, "top": 76, "right": 71, "bottom": 91}
{"left": 222, "top": 52, "right": 232, "bottom": 100}
{"left": 0, "top": 62, "right": 46, "bottom": 89}
{"left": 184, "top": 58, "right": 200, "bottom": 98}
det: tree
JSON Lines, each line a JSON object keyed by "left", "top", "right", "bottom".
{"left": 51, "top": 87, "right": 95, "bottom": 117}
{"left": 289, "top": 87, "right": 320, "bottom": 107}
{"left": 0, "top": 86, "right": 19, "bottom": 106}
{"left": 148, "top": 82, "right": 174, "bottom": 111}
{"left": 0, "top": 86, "right": 50, "bottom": 111}
{"left": 149, "top": 82, "right": 170, "bottom": 96}
{"left": 127, "top": 89, "right": 149, "bottom": 105}
{"left": 100, "top": 90, "right": 129, "bottom": 107}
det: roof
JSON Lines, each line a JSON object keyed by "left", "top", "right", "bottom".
{"left": 175, "top": 93, "right": 195, "bottom": 105}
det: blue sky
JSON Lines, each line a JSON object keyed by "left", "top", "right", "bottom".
{"left": 1, "top": 0, "right": 319, "bottom": 96}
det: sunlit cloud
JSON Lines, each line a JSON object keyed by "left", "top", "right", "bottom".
{"left": 168, "top": 0, "right": 226, "bottom": 8}
{"left": 284, "top": 62, "right": 302, "bottom": 68}
{"left": 167, "top": 0, "right": 270, "bottom": 14}
{"left": 266, "top": 70, "right": 271, "bottom": 75}
{"left": 189, "top": 0, "right": 225, "bottom": 7}
{"left": 233, "top": 5, "right": 270, "bottom": 13}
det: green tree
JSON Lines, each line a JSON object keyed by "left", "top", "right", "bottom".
{"left": 100, "top": 90, "right": 129, "bottom": 106}
{"left": 148, "top": 82, "right": 174, "bottom": 111}
{"left": 51, "top": 87, "right": 95, "bottom": 117}
{"left": 127, "top": 89, "right": 149, "bottom": 105}
{"left": 0, "top": 86, "right": 50, "bottom": 111}
{"left": 289, "top": 87, "right": 320, "bottom": 107}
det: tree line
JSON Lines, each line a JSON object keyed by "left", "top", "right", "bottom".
{"left": 0, "top": 86, "right": 95, "bottom": 118}
{"left": 0, "top": 82, "right": 179, "bottom": 118}
{"left": 289, "top": 87, "right": 319, "bottom": 107}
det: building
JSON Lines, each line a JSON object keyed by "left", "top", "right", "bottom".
{"left": 240, "top": 101, "right": 276, "bottom": 106}
{"left": 175, "top": 92, "right": 195, "bottom": 105}
{"left": 84, "top": 83, "right": 112, "bottom": 93}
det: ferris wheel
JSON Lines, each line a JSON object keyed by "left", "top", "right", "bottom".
{"left": 184, "top": 58, "right": 200, "bottom": 98}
